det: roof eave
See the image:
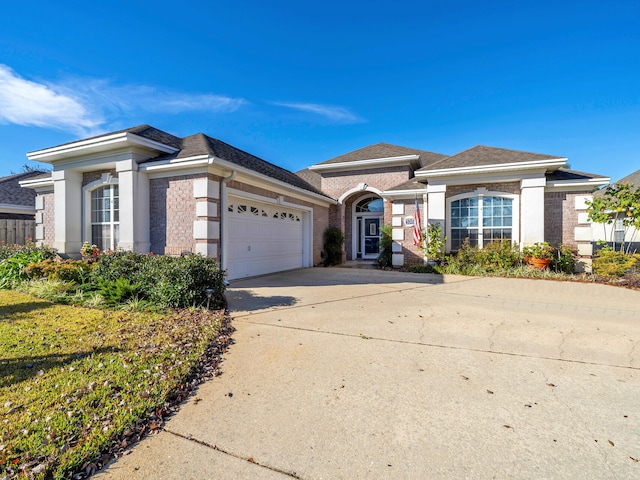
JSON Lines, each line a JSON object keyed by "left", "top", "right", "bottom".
{"left": 415, "top": 158, "right": 568, "bottom": 178}
{"left": 380, "top": 188, "right": 428, "bottom": 199}
{"left": 19, "top": 176, "right": 54, "bottom": 189}
{"left": 141, "top": 154, "right": 336, "bottom": 206}
{"left": 546, "top": 177, "right": 610, "bottom": 190}
{"left": 27, "top": 132, "right": 180, "bottom": 163}
{"left": 309, "top": 155, "right": 420, "bottom": 172}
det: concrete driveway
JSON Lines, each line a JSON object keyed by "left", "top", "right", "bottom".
{"left": 97, "top": 268, "right": 640, "bottom": 479}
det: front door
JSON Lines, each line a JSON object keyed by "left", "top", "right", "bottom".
{"left": 361, "top": 216, "right": 381, "bottom": 259}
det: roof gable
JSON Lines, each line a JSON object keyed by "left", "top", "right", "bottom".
{"left": 316, "top": 143, "right": 447, "bottom": 168}
{"left": 419, "top": 145, "right": 565, "bottom": 172}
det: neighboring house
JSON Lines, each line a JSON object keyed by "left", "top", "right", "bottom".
{"left": 590, "top": 168, "right": 640, "bottom": 253}
{"left": 0, "top": 170, "right": 43, "bottom": 245}
{"left": 20, "top": 125, "right": 609, "bottom": 278}
{"left": 0, "top": 170, "right": 42, "bottom": 219}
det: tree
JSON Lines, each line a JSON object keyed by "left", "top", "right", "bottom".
{"left": 586, "top": 182, "right": 640, "bottom": 253}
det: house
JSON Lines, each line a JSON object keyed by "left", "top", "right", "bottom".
{"left": 20, "top": 125, "right": 609, "bottom": 278}
{"left": 0, "top": 170, "right": 42, "bottom": 219}
{"left": 304, "top": 143, "right": 608, "bottom": 271}
{"left": 0, "top": 170, "right": 45, "bottom": 246}
{"left": 590, "top": 168, "right": 640, "bottom": 253}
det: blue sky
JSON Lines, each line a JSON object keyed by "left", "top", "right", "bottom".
{"left": 0, "top": 0, "right": 638, "bottom": 182}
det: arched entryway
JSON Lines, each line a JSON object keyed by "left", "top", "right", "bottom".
{"left": 352, "top": 195, "right": 384, "bottom": 259}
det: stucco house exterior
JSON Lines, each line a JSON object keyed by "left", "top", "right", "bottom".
{"left": 21, "top": 124, "right": 609, "bottom": 278}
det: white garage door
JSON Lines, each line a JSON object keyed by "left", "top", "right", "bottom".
{"left": 227, "top": 198, "right": 304, "bottom": 280}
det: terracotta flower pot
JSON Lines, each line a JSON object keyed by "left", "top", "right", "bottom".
{"left": 525, "top": 257, "right": 551, "bottom": 270}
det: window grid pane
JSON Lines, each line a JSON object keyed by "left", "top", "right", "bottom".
{"left": 451, "top": 196, "right": 513, "bottom": 251}
{"left": 90, "top": 185, "right": 119, "bottom": 251}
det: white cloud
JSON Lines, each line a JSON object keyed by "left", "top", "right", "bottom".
{"left": 272, "top": 101, "right": 362, "bottom": 123}
{"left": 0, "top": 64, "right": 247, "bottom": 136}
{"left": 0, "top": 64, "right": 102, "bottom": 135}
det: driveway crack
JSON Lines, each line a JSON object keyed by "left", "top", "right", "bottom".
{"left": 165, "top": 429, "right": 301, "bottom": 478}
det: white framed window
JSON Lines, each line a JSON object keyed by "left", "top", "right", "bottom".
{"left": 83, "top": 175, "right": 120, "bottom": 252}
{"left": 448, "top": 192, "right": 519, "bottom": 251}
{"left": 90, "top": 185, "right": 119, "bottom": 251}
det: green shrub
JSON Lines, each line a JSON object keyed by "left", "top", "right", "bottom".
{"left": 23, "top": 258, "right": 93, "bottom": 284}
{"left": 98, "top": 277, "right": 140, "bottom": 305}
{"left": 91, "top": 252, "right": 226, "bottom": 308}
{"left": 376, "top": 224, "right": 393, "bottom": 268}
{"left": 479, "top": 239, "right": 521, "bottom": 271}
{"left": 0, "top": 243, "right": 56, "bottom": 288}
{"left": 442, "top": 239, "right": 521, "bottom": 275}
{"left": 322, "top": 227, "right": 345, "bottom": 266}
{"left": 552, "top": 244, "right": 577, "bottom": 274}
{"left": 593, "top": 247, "right": 640, "bottom": 277}
{"left": 406, "top": 263, "right": 439, "bottom": 274}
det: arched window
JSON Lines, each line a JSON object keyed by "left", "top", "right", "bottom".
{"left": 450, "top": 195, "right": 513, "bottom": 250}
{"left": 90, "top": 184, "right": 119, "bottom": 251}
{"left": 355, "top": 197, "right": 384, "bottom": 213}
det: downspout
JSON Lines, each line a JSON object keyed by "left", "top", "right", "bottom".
{"left": 220, "top": 170, "right": 237, "bottom": 276}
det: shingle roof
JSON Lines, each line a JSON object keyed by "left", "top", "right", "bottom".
{"left": 316, "top": 143, "right": 447, "bottom": 168}
{"left": 614, "top": 168, "right": 640, "bottom": 187}
{"left": 147, "top": 133, "right": 330, "bottom": 198}
{"left": 27, "top": 124, "right": 183, "bottom": 154}
{"left": 0, "top": 171, "right": 43, "bottom": 206}
{"left": 384, "top": 178, "right": 428, "bottom": 192}
{"left": 546, "top": 168, "right": 608, "bottom": 182}
{"left": 418, "top": 145, "right": 565, "bottom": 172}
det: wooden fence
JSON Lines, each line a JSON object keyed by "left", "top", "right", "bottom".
{"left": 0, "top": 219, "right": 36, "bottom": 246}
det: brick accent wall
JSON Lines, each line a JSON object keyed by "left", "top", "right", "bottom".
{"left": 319, "top": 166, "right": 411, "bottom": 199}
{"left": 391, "top": 199, "right": 425, "bottom": 265}
{"left": 35, "top": 190, "right": 55, "bottom": 247}
{"left": 544, "top": 191, "right": 592, "bottom": 247}
{"left": 150, "top": 174, "right": 203, "bottom": 255}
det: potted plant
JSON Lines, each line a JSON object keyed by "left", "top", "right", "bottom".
{"left": 80, "top": 241, "right": 100, "bottom": 260}
{"left": 522, "top": 242, "right": 554, "bottom": 269}
{"left": 422, "top": 223, "right": 446, "bottom": 265}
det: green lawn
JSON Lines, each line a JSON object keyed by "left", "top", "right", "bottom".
{"left": 0, "top": 290, "right": 231, "bottom": 479}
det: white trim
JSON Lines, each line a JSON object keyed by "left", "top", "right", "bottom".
{"left": 0, "top": 204, "right": 35, "bottom": 214}
{"left": 82, "top": 175, "right": 120, "bottom": 249}
{"left": 309, "top": 155, "right": 420, "bottom": 172}
{"left": 27, "top": 132, "right": 178, "bottom": 162}
{"left": 337, "top": 184, "right": 383, "bottom": 204}
{"left": 350, "top": 193, "right": 384, "bottom": 260}
{"left": 227, "top": 188, "right": 313, "bottom": 270}
{"left": 19, "top": 176, "right": 54, "bottom": 190}
{"left": 415, "top": 158, "right": 568, "bottom": 178}
{"left": 142, "top": 154, "right": 335, "bottom": 207}
{"left": 445, "top": 189, "right": 520, "bottom": 251}
{"left": 546, "top": 178, "right": 609, "bottom": 190}
{"left": 380, "top": 188, "right": 428, "bottom": 199}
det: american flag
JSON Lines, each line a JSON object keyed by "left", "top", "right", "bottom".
{"left": 413, "top": 198, "right": 421, "bottom": 246}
